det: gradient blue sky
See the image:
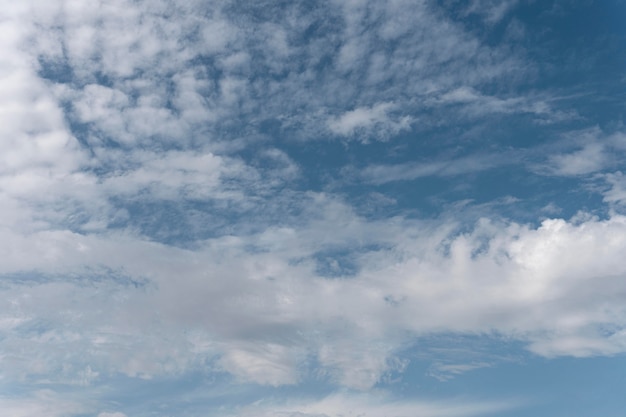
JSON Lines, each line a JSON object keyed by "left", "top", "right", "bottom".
{"left": 1, "top": 0, "right": 626, "bottom": 416}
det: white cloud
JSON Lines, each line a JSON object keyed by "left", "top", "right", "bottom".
{"left": 2, "top": 0, "right": 536, "bottom": 155}
{"left": 218, "top": 343, "right": 304, "bottom": 386}
{"left": 3, "top": 199, "right": 626, "bottom": 389}
{"left": 428, "top": 362, "right": 493, "bottom": 381}
{"left": 432, "top": 87, "right": 569, "bottom": 123}
{"left": 101, "top": 150, "right": 230, "bottom": 200}
{"left": 0, "top": 390, "right": 89, "bottom": 417}
{"left": 548, "top": 143, "right": 606, "bottom": 176}
{"left": 327, "top": 102, "right": 412, "bottom": 141}
{"left": 603, "top": 171, "right": 626, "bottom": 207}
{"left": 359, "top": 153, "right": 507, "bottom": 184}
{"left": 539, "top": 128, "right": 626, "bottom": 177}
{"left": 1, "top": 0, "right": 625, "bottom": 411}
{"left": 1, "top": 8, "right": 624, "bottom": 384}
{"left": 465, "top": 0, "right": 520, "bottom": 24}
{"left": 232, "top": 392, "right": 517, "bottom": 417}
{"left": 98, "top": 412, "right": 127, "bottom": 417}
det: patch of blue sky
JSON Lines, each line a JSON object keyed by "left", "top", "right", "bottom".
{"left": 431, "top": 355, "right": 626, "bottom": 417}
{"left": 369, "top": 334, "right": 626, "bottom": 416}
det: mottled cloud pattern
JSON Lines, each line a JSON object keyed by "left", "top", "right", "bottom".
{"left": 1, "top": 0, "right": 626, "bottom": 416}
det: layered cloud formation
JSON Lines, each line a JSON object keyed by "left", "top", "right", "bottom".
{"left": 1, "top": 0, "right": 626, "bottom": 416}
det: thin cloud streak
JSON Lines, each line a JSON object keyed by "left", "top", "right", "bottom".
{"left": 359, "top": 153, "right": 511, "bottom": 184}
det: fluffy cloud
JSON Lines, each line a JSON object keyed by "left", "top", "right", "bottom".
{"left": 3, "top": 199, "right": 626, "bottom": 389}
{"left": 327, "top": 102, "right": 412, "bottom": 141}
{"left": 24, "top": 0, "right": 534, "bottom": 146}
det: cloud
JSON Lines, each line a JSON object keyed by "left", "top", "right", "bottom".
{"left": 327, "top": 102, "right": 412, "bottom": 141}
{"left": 1, "top": 0, "right": 625, "bottom": 414}
{"left": 218, "top": 342, "right": 304, "bottom": 386}
{"left": 548, "top": 143, "right": 606, "bottom": 176}
{"left": 464, "top": 0, "right": 520, "bottom": 24}
{"left": 24, "top": 0, "right": 532, "bottom": 147}
{"left": 3, "top": 200, "right": 626, "bottom": 389}
{"left": 538, "top": 128, "right": 626, "bottom": 176}
{"left": 430, "top": 87, "right": 572, "bottom": 124}
{"left": 231, "top": 392, "right": 518, "bottom": 417}
{"left": 358, "top": 153, "right": 507, "bottom": 184}
{"left": 603, "top": 171, "right": 626, "bottom": 208}
{"left": 0, "top": 390, "right": 89, "bottom": 417}
{"left": 428, "top": 361, "right": 493, "bottom": 381}
{"left": 1, "top": 0, "right": 625, "bottom": 391}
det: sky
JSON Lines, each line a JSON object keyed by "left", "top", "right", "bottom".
{"left": 1, "top": 0, "right": 626, "bottom": 416}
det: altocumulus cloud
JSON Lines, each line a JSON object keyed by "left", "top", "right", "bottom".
{"left": 1, "top": 0, "right": 626, "bottom": 416}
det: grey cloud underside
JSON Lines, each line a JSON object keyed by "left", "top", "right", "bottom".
{"left": 4, "top": 209, "right": 626, "bottom": 389}
{"left": 2, "top": 0, "right": 626, "bottom": 415}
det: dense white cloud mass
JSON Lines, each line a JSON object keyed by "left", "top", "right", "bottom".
{"left": 3, "top": 204, "right": 626, "bottom": 388}
{"left": 1, "top": 0, "right": 626, "bottom": 415}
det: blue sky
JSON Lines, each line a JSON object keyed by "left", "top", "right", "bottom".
{"left": 1, "top": 0, "right": 626, "bottom": 416}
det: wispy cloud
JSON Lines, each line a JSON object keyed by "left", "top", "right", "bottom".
{"left": 603, "top": 171, "right": 626, "bottom": 209}
{"left": 428, "top": 361, "right": 493, "bottom": 381}
{"left": 0, "top": 390, "right": 90, "bottom": 417}
{"left": 536, "top": 128, "right": 626, "bottom": 176}
{"left": 327, "top": 102, "right": 412, "bottom": 141}
{"left": 231, "top": 392, "right": 519, "bottom": 417}
{"left": 463, "top": 0, "right": 521, "bottom": 24}
{"left": 358, "top": 153, "right": 509, "bottom": 184}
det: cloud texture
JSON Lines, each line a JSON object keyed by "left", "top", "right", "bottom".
{"left": 1, "top": 0, "right": 626, "bottom": 415}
